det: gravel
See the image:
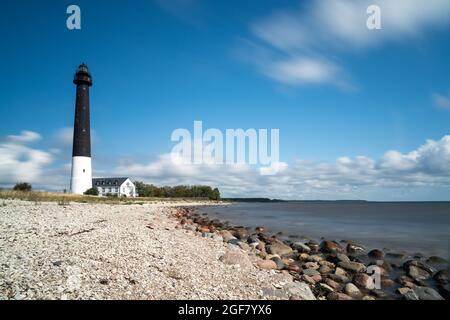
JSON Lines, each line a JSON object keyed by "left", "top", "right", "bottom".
{"left": 0, "top": 200, "right": 307, "bottom": 300}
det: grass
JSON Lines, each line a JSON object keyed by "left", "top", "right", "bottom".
{"left": 0, "top": 190, "right": 223, "bottom": 205}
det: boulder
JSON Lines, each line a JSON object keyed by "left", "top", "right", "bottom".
{"left": 338, "top": 261, "right": 367, "bottom": 273}
{"left": 271, "top": 257, "right": 285, "bottom": 270}
{"left": 303, "top": 268, "right": 321, "bottom": 277}
{"left": 291, "top": 242, "right": 311, "bottom": 253}
{"left": 327, "top": 292, "right": 353, "bottom": 300}
{"left": 256, "top": 259, "right": 278, "bottom": 270}
{"left": 318, "top": 265, "right": 332, "bottom": 274}
{"left": 307, "top": 254, "right": 324, "bottom": 263}
{"left": 407, "top": 265, "right": 431, "bottom": 281}
{"left": 397, "top": 287, "right": 412, "bottom": 295}
{"left": 320, "top": 241, "right": 342, "bottom": 254}
{"left": 433, "top": 269, "right": 449, "bottom": 284}
{"left": 353, "top": 273, "right": 373, "bottom": 289}
{"left": 325, "top": 278, "right": 341, "bottom": 290}
{"left": 368, "top": 249, "right": 384, "bottom": 259}
{"left": 304, "top": 262, "right": 319, "bottom": 270}
{"left": 404, "top": 287, "right": 444, "bottom": 301}
{"left": 317, "top": 283, "right": 334, "bottom": 293}
{"left": 306, "top": 240, "right": 320, "bottom": 252}
{"left": 344, "top": 283, "right": 362, "bottom": 298}
{"left": 284, "top": 282, "right": 316, "bottom": 300}
{"left": 233, "top": 228, "right": 249, "bottom": 240}
{"left": 219, "top": 250, "right": 252, "bottom": 268}
{"left": 266, "top": 240, "right": 293, "bottom": 257}
{"left": 301, "top": 274, "right": 316, "bottom": 285}
{"left": 220, "top": 230, "right": 236, "bottom": 242}
{"left": 426, "top": 256, "right": 447, "bottom": 264}
{"left": 346, "top": 243, "right": 365, "bottom": 255}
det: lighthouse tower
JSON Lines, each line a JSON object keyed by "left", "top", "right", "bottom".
{"left": 70, "top": 63, "right": 93, "bottom": 194}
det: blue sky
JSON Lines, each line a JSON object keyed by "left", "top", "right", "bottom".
{"left": 1, "top": 0, "right": 450, "bottom": 200}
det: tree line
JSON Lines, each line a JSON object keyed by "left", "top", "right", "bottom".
{"left": 134, "top": 181, "right": 220, "bottom": 200}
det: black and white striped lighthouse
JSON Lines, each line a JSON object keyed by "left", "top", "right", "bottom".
{"left": 70, "top": 63, "right": 93, "bottom": 194}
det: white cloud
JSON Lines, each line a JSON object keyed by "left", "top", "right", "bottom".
{"left": 243, "top": 0, "right": 450, "bottom": 87}
{"left": 5, "top": 131, "right": 41, "bottom": 143}
{"left": 433, "top": 93, "right": 450, "bottom": 110}
{"left": 0, "top": 131, "right": 52, "bottom": 185}
{"left": 115, "top": 135, "right": 450, "bottom": 200}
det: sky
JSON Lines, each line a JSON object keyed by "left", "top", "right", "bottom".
{"left": 1, "top": 0, "right": 450, "bottom": 200}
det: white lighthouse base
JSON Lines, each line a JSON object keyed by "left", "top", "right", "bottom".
{"left": 70, "top": 156, "right": 92, "bottom": 194}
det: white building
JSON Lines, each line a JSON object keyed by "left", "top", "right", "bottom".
{"left": 92, "top": 177, "right": 137, "bottom": 197}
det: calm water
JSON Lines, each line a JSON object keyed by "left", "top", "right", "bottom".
{"left": 202, "top": 202, "right": 450, "bottom": 259}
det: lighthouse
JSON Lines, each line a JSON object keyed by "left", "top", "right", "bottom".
{"left": 70, "top": 63, "right": 93, "bottom": 194}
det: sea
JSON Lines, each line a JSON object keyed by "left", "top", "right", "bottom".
{"left": 201, "top": 201, "right": 450, "bottom": 260}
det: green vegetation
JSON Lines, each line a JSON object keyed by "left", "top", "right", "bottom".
{"left": 13, "top": 182, "right": 32, "bottom": 192}
{"left": 84, "top": 187, "right": 99, "bottom": 196}
{"left": 134, "top": 182, "right": 220, "bottom": 200}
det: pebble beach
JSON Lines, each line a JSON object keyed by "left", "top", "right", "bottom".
{"left": 0, "top": 199, "right": 447, "bottom": 300}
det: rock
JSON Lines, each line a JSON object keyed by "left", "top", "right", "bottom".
{"left": 219, "top": 250, "right": 252, "bottom": 268}
{"left": 338, "top": 261, "right": 366, "bottom": 273}
{"left": 404, "top": 287, "right": 444, "bottom": 301}
{"left": 220, "top": 230, "right": 236, "bottom": 242}
{"left": 247, "top": 235, "right": 260, "bottom": 244}
{"left": 303, "top": 268, "right": 321, "bottom": 277}
{"left": 307, "top": 254, "right": 324, "bottom": 263}
{"left": 381, "top": 278, "right": 395, "bottom": 288}
{"left": 317, "top": 283, "right": 334, "bottom": 293}
{"left": 233, "top": 228, "right": 249, "bottom": 240}
{"left": 256, "top": 259, "right": 278, "bottom": 270}
{"left": 271, "top": 257, "right": 285, "bottom": 270}
{"left": 304, "top": 262, "right": 319, "bottom": 270}
{"left": 368, "top": 249, "right": 384, "bottom": 259}
{"left": 362, "top": 295, "right": 376, "bottom": 300}
{"left": 404, "top": 260, "right": 435, "bottom": 274}
{"left": 385, "top": 252, "right": 405, "bottom": 259}
{"left": 284, "top": 282, "right": 316, "bottom": 300}
{"left": 266, "top": 240, "right": 293, "bottom": 257}
{"left": 407, "top": 265, "right": 431, "bottom": 281}
{"left": 287, "top": 263, "right": 301, "bottom": 273}
{"left": 328, "top": 273, "right": 349, "bottom": 284}
{"left": 227, "top": 238, "right": 240, "bottom": 246}
{"left": 320, "top": 241, "right": 342, "bottom": 254}
{"left": 256, "top": 241, "right": 266, "bottom": 252}
{"left": 301, "top": 274, "right": 316, "bottom": 285}
{"left": 433, "top": 269, "right": 449, "bottom": 284}
{"left": 238, "top": 242, "right": 250, "bottom": 251}
{"left": 336, "top": 253, "right": 350, "bottom": 263}
{"left": 353, "top": 273, "right": 373, "bottom": 289}
{"left": 297, "top": 253, "right": 309, "bottom": 262}
{"left": 327, "top": 292, "right": 353, "bottom": 300}
{"left": 426, "top": 256, "right": 448, "bottom": 264}
{"left": 306, "top": 240, "right": 320, "bottom": 252}
{"left": 397, "top": 287, "right": 412, "bottom": 295}
{"left": 289, "top": 295, "right": 303, "bottom": 300}
{"left": 335, "top": 267, "right": 349, "bottom": 277}
{"left": 318, "top": 265, "right": 332, "bottom": 274}
{"left": 319, "top": 260, "right": 335, "bottom": 268}
{"left": 346, "top": 243, "right": 365, "bottom": 255}
{"left": 344, "top": 283, "right": 362, "bottom": 298}
{"left": 325, "top": 278, "right": 341, "bottom": 290}
{"left": 310, "top": 274, "right": 323, "bottom": 282}
{"left": 291, "top": 242, "right": 311, "bottom": 253}
{"left": 255, "top": 226, "right": 265, "bottom": 233}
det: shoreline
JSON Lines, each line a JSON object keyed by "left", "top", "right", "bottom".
{"left": 0, "top": 199, "right": 447, "bottom": 300}
{"left": 180, "top": 205, "right": 448, "bottom": 300}
{"left": 0, "top": 199, "right": 311, "bottom": 300}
